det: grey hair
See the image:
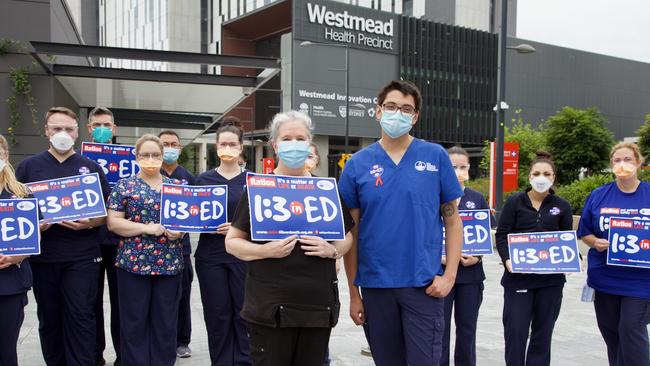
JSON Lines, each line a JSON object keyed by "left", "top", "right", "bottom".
{"left": 268, "top": 110, "right": 314, "bottom": 143}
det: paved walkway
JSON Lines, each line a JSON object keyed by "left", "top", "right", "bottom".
{"left": 17, "top": 246, "right": 612, "bottom": 365}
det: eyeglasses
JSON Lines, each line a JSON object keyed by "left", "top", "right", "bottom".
{"left": 453, "top": 165, "right": 470, "bottom": 171}
{"left": 382, "top": 103, "right": 417, "bottom": 116}
{"left": 137, "top": 153, "right": 162, "bottom": 160}
{"left": 612, "top": 157, "right": 636, "bottom": 164}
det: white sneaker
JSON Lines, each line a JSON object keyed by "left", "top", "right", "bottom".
{"left": 176, "top": 345, "right": 192, "bottom": 358}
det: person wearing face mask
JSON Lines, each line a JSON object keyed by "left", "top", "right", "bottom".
{"left": 578, "top": 142, "right": 650, "bottom": 366}
{"left": 106, "top": 134, "right": 185, "bottom": 366}
{"left": 194, "top": 117, "right": 252, "bottom": 365}
{"left": 495, "top": 151, "right": 573, "bottom": 366}
{"left": 157, "top": 130, "right": 196, "bottom": 359}
{"left": 338, "top": 80, "right": 464, "bottom": 366}
{"left": 225, "top": 111, "right": 354, "bottom": 366}
{"left": 15, "top": 107, "right": 111, "bottom": 366}
{"left": 0, "top": 134, "right": 40, "bottom": 366}
{"left": 440, "top": 146, "right": 495, "bottom": 366}
{"left": 86, "top": 106, "right": 121, "bottom": 366}
{"left": 305, "top": 143, "right": 321, "bottom": 175}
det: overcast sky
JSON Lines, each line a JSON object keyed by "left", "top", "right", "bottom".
{"left": 517, "top": 0, "right": 650, "bottom": 64}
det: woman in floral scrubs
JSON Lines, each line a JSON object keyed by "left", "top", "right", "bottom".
{"left": 107, "top": 134, "right": 185, "bottom": 366}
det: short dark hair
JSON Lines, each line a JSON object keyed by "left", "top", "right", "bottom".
{"left": 158, "top": 130, "right": 180, "bottom": 141}
{"left": 377, "top": 80, "right": 422, "bottom": 112}
{"left": 216, "top": 116, "right": 244, "bottom": 145}
{"left": 88, "top": 107, "right": 114, "bottom": 123}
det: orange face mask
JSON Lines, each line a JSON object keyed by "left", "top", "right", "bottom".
{"left": 218, "top": 146, "right": 240, "bottom": 163}
{"left": 613, "top": 162, "right": 636, "bottom": 178}
{"left": 139, "top": 159, "right": 162, "bottom": 175}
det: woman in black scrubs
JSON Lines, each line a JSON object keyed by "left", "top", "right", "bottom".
{"left": 440, "top": 146, "right": 494, "bottom": 366}
{"left": 226, "top": 111, "right": 354, "bottom": 366}
{"left": 195, "top": 117, "right": 252, "bottom": 366}
{"left": 0, "top": 134, "right": 37, "bottom": 366}
{"left": 496, "top": 152, "right": 573, "bottom": 366}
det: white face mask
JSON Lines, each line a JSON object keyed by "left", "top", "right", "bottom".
{"left": 50, "top": 131, "right": 75, "bottom": 153}
{"left": 530, "top": 176, "right": 553, "bottom": 193}
{"left": 0, "top": 159, "right": 5, "bottom": 173}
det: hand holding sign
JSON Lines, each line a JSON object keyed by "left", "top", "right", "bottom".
{"left": 264, "top": 235, "right": 298, "bottom": 259}
{"left": 58, "top": 218, "right": 92, "bottom": 231}
{"left": 165, "top": 229, "right": 184, "bottom": 241}
{"left": 0, "top": 255, "right": 28, "bottom": 269}
{"left": 593, "top": 238, "right": 610, "bottom": 252}
{"left": 214, "top": 222, "right": 231, "bottom": 236}
{"left": 300, "top": 235, "right": 336, "bottom": 258}
{"left": 460, "top": 255, "right": 480, "bottom": 267}
{"left": 144, "top": 223, "right": 166, "bottom": 236}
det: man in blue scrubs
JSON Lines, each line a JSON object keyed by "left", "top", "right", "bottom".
{"left": 340, "top": 80, "right": 464, "bottom": 366}
{"left": 86, "top": 107, "right": 121, "bottom": 366}
{"left": 158, "top": 130, "right": 196, "bottom": 359}
{"left": 16, "top": 107, "right": 111, "bottom": 366}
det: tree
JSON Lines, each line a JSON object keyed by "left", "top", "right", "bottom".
{"left": 480, "top": 110, "right": 547, "bottom": 187}
{"left": 545, "top": 107, "right": 614, "bottom": 184}
{"left": 636, "top": 114, "right": 650, "bottom": 162}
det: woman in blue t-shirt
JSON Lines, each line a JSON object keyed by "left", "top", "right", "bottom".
{"left": 0, "top": 134, "right": 36, "bottom": 366}
{"left": 496, "top": 152, "right": 573, "bottom": 366}
{"left": 578, "top": 142, "right": 650, "bottom": 366}
{"left": 107, "top": 134, "right": 185, "bottom": 366}
{"left": 194, "top": 117, "right": 252, "bottom": 366}
{"left": 440, "top": 146, "right": 494, "bottom": 366}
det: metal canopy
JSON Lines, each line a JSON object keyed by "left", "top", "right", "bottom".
{"left": 28, "top": 41, "right": 281, "bottom": 135}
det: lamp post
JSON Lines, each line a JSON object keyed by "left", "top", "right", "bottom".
{"left": 299, "top": 40, "right": 351, "bottom": 154}
{"left": 494, "top": 0, "right": 535, "bottom": 215}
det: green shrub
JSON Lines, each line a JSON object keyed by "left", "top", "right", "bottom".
{"left": 555, "top": 174, "right": 613, "bottom": 215}
{"left": 636, "top": 114, "right": 650, "bottom": 161}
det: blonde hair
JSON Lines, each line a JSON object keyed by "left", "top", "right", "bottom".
{"left": 134, "top": 134, "right": 163, "bottom": 155}
{"left": 0, "top": 135, "right": 29, "bottom": 198}
{"left": 610, "top": 142, "right": 645, "bottom": 165}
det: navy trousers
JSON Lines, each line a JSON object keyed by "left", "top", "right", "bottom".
{"left": 177, "top": 254, "right": 194, "bottom": 348}
{"left": 361, "top": 287, "right": 445, "bottom": 366}
{"left": 0, "top": 293, "right": 27, "bottom": 366}
{"left": 441, "top": 282, "right": 484, "bottom": 366}
{"left": 31, "top": 260, "right": 99, "bottom": 366}
{"left": 594, "top": 290, "right": 650, "bottom": 366}
{"left": 196, "top": 259, "right": 251, "bottom": 366}
{"left": 117, "top": 268, "right": 182, "bottom": 366}
{"left": 503, "top": 285, "right": 563, "bottom": 366}
{"left": 95, "top": 244, "right": 120, "bottom": 361}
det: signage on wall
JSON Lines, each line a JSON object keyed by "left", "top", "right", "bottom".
{"left": 306, "top": 2, "right": 395, "bottom": 51}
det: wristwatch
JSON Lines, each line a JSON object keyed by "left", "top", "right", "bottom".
{"left": 331, "top": 246, "right": 339, "bottom": 259}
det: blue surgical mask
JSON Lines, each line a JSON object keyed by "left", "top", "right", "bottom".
{"left": 380, "top": 110, "right": 413, "bottom": 139}
{"left": 92, "top": 127, "right": 113, "bottom": 143}
{"left": 163, "top": 147, "right": 180, "bottom": 164}
{"left": 277, "top": 140, "right": 310, "bottom": 169}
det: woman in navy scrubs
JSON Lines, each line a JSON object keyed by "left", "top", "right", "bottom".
{"left": 0, "top": 134, "right": 35, "bottom": 366}
{"left": 107, "top": 134, "right": 185, "bottom": 366}
{"left": 440, "top": 146, "right": 493, "bottom": 366}
{"left": 578, "top": 142, "right": 650, "bottom": 366}
{"left": 496, "top": 152, "right": 573, "bottom": 366}
{"left": 195, "top": 117, "right": 252, "bottom": 366}
{"left": 226, "top": 111, "right": 354, "bottom": 366}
